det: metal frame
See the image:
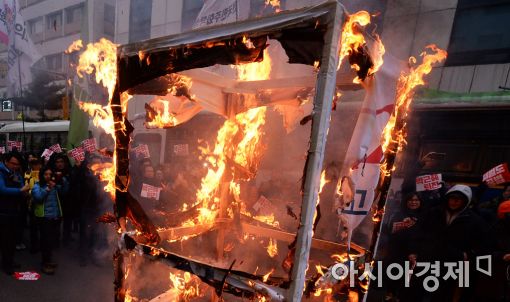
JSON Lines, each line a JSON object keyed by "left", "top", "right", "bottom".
{"left": 112, "top": 1, "right": 349, "bottom": 301}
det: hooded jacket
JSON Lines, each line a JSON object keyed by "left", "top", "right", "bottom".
{"left": 0, "top": 162, "right": 25, "bottom": 217}
{"left": 31, "top": 178, "right": 69, "bottom": 219}
{"left": 413, "top": 195, "right": 489, "bottom": 262}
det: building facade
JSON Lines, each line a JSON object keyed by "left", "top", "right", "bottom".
{"left": 0, "top": 0, "right": 116, "bottom": 121}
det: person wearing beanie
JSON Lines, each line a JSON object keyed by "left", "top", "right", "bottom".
{"left": 407, "top": 184, "right": 489, "bottom": 302}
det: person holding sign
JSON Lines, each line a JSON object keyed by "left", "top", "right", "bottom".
{"left": 402, "top": 152, "right": 447, "bottom": 210}
{"left": 383, "top": 192, "right": 423, "bottom": 301}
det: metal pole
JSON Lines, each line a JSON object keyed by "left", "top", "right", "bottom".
{"left": 287, "top": 2, "right": 344, "bottom": 301}
{"left": 13, "top": 1, "right": 26, "bottom": 148}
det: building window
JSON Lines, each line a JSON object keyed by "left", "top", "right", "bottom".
{"left": 446, "top": 0, "right": 510, "bottom": 66}
{"left": 181, "top": 0, "right": 204, "bottom": 31}
{"left": 46, "top": 11, "right": 62, "bottom": 31}
{"left": 46, "top": 53, "right": 62, "bottom": 71}
{"left": 104, "top": 3, "right": 115, "bottom": 36}
{"left": 129, "top": 0, "right": 152, "bottom": 43}
{"left": 28, "top": 17, "right": 43, "bottom": 35}
{"left": 65, "top": 4, "right": 84, "bottom": 24}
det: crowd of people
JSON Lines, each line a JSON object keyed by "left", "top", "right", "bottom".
{"left": 0, "top": 149, "right": 108, "bottom": 276}
{"left": 381, "top": 154, "right": 510, "bottom": 302}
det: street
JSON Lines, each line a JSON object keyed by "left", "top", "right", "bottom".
{"left": 0, "top": 240, "right": 113, "bottom": 302}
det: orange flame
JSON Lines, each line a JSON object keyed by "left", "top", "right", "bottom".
{"left": 338, "top": 11, "right": 371, "bottom": 69}
{"left": 71, "top": 38, "right": 121, "bottom": 199}
{"left": 266, "top": 238, "right": 278, "bottom": 258}
{"left": 168, "top": 271, "right": 203, "bottom": 301}
{"left": 183, "top": 51, "right": 272, "bottom": 229}
{"left": 265, "top": 0, "right": 281, "bottom": 13}
{"left": 312, "top": 170, "right": 330, "bottom": 236}
{"left": 74, "top": 38, "right": 117, "bottom": 100}
{"left": 368, "top": 34, "right": 385, "bottom": 76}
{"left": 66, "top": 39, "right": 83, "bottom": 54}
{"left": 124, "top": 289, "right": 134, "bottom": 302}
{"left": 262, "top": 268, "right": 275, "bottom": 282}
{"left": 380, "top": 45, "right": 447, "bottom": 175}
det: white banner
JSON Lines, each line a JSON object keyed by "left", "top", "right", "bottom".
{"left": 337, "top": 54, "right": 403, "bottom": 236}
{"left": 0, "top": 0, "right": 41, "bottom": 97}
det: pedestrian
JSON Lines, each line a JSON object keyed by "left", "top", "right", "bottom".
{"left": 382, "top": 192, "right": 423, "bottom": 301}
{"left": 48, "top": 153, "right": 72, "bottom": 245}
{"left": 70, "top": 156, "right": 99, "bottom": 266}
{"left": 25, "top": 157, "right": 42, "bottom": 254}
{"left": 408, "top": 184, "right": 490, "bottom": 302}
{"left": 0, "top": 152, "right": 30, "bottom": 275}
{"left": 31, "top": 166, "right": 69, "bottom": 275}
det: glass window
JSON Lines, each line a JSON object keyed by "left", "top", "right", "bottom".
{"left": 28, "top": 17, "right": 43, "bottom": 34}
{"left": 46, "top": 11, "right": 63, "bottom": 30}
{"left": 104, "top": 3, "right": 115, "bottom": 36}
{"left": 46, "top": 53, "right": 62, "bottom": 71}
{"left": 129, "top": 0, "right": 152, "bottom": 43}
{"left": 65, "top": 4, "right": 84, "bottom": 24}
{"left": 181, "top": 0, "right": 204, "bottom": 31}
{"left": 446, "top": 0, "right": 510, "bottom": 65}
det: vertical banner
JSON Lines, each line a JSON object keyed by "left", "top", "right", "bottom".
{"left": 337, "top": 55, "right": 403, "bottom": 238}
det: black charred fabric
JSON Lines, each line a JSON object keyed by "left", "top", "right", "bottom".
{"left": 348, "top": 45, "right": 373, "bottom": 81}
{"left": 118, "top": 36, "right": 268, "bottom": 94}
{"left": 118, "top": 26, "right": 326, "bottom": 95}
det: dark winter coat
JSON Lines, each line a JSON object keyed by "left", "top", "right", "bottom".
{"left": 69, "top": 165, "right": 98, "bottom": 216}
{"left": 414, "top": 205, "right": 489, "bottom": 262}
{"left": 0, "top": 162, "right": 25, "bottom": 218}
{"left": 385, "top": 203, "right": 423, "bottom": 261}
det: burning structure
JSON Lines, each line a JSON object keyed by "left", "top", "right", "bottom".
{"left": 67, "top": 1, "right": 446, "bottom": 301}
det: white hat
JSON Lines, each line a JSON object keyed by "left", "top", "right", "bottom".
{"left": 446, "top": 184, "right": 472, "bottom": 203}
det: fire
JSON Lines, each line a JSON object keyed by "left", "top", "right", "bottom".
{"left": 265, "top": 0, "right": 281, "bottom": 12}
{"left": 79, "top": 102, "right": 115, "bottom": 136}
{"left": 368, "top": 34, "right": 385, "bottom": 76}
{"left": 168, "top": 271, "right": 202, "bottom": 301}
{"left": 380, "top": 45, "right": 447, "bottom": 174}
{"left": 145, "top": 99, "right": 179, "bottom": 128}
{"left": 266, "top": 238, "right": 278, "bottom": 258}
{"left": 312, "top": 170, "right": 330, "bottom": 236}
{"left": 262, "top": 268, "right": 275, "bottom": 282}
{"left": 313, "top": 265, "right": 333, "bottom": 297}
{"left": 144, "top": 74, "right": 193, "bottom": 128}
{"left": 338, "top": 11, "right": 370, "bottom": 69}
{"left": 124, "top": 289, "right": 135, "bottom": 302}
{"left": 68, "top": 38, "right": 122, "bottom": 199}
{"left": 184, "top": 50, "right": 272, "bottom": 229}
{"left": 66, "top": 39, "right": 83, "bottom": 54}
